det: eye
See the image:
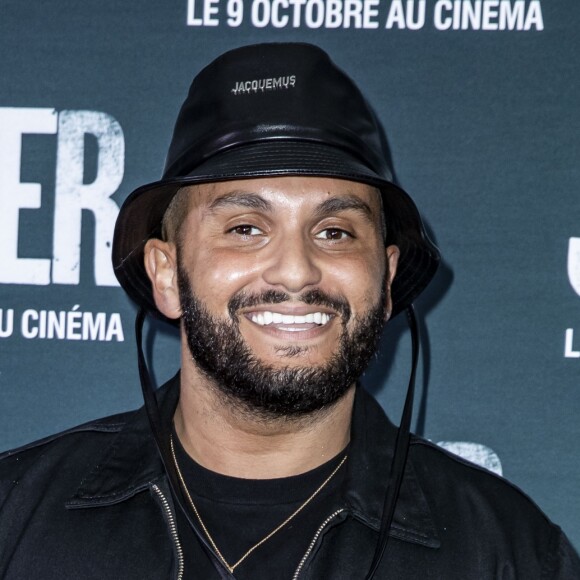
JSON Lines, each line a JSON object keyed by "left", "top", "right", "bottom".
{"left": 228, "top": 224, "right": 263, "bottom": 237}
{"left": 314, "top": 228, "right": 352, "bottom": 241}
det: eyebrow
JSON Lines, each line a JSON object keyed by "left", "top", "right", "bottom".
{"left": 206, "top": 191, "right": 272, "bottom": 213}
{"left": 313, "top": 195, "right": 374, "bottom": 223}
{"left": 205, "top": 190, "right": 375, "bottom": 223}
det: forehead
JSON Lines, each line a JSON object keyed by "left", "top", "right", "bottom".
{"left": 182, "top": 176, "right": 382, "bottom": 215}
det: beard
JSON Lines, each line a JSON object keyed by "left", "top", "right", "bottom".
{"left": 178, "top": 262, "right": 388, "bottom": 420}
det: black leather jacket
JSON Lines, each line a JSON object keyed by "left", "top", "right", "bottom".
{"left": 1, "top": 375, "right": 579, "bottom": 579}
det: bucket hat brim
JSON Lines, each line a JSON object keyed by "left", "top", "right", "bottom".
{"left": 112, "top": 140, "right": 439, "bottom": 323}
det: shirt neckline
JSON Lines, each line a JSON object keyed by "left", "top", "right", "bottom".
{"left": 172, "top": 426, "right": 349, "bottom": 506}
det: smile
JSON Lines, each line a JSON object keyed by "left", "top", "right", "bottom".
{"left": 248, "top": 311, "right": 332, "bottom": 329}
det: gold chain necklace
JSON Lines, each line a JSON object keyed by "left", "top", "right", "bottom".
{"left": 169, "top": 434, "right": 347, "bottom": 574}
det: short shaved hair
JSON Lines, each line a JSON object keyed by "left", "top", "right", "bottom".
{"left": 161, "top": 186, "right": 193, "bottom": 243}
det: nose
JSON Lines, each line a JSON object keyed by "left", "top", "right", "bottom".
{"left": 262, "top": 234, "right": 322, "bottom": 293}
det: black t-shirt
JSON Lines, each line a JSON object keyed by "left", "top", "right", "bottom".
{"left": 172, "top": 431, "right": 348, "bottom": 579}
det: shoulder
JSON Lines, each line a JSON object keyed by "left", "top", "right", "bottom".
{"left": 408, "top": 435, "right": 551, "bottom": 527}
{"left": 0, "top": 375, "right": 178, "bottom": 501}
{"left": 406, "top": 437, "right": 580, "bottom": 575}
{"left": 0, "top": 411, "right": 132, "bottom": 492}
{"left": 409, "top": 437, "right": 559, "bottom": 541}
{"left": 1, "top": 410, "right": 131, "bottom": 458}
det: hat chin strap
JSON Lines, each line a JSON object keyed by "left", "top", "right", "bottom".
{"left": 365, "top": 304, "right": 419, "bottom": 578}
{"left": 136, "top": 305, "right": 419, "bottom": 579}
{"left": 135, "top": 308, "right": 232, "bottom": 578}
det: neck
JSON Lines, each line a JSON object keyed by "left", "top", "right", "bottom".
{"left": 174, "top": 361, "right": 354, "bottom": 480}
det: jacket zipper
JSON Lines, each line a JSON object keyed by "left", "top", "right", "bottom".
{"left": 292, "top": 508, "right": 345, "bottom": 579}
{"left": 151, "top": 483, "right": 344, "bottom": 580}
{"left": 152, "top": 484, "right": 185, "bottom": 580}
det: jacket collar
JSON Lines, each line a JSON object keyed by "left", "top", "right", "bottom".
{"left": 67, "top": 376, "right": 439, "bottom": 548}
{"left": 344, "top": 387, "right": 440, "bottom": 548}
{"left": 66, "top": 373, "right": 180, "bottom": 508}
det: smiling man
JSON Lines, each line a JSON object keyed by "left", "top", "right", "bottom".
{"left": 1, "top": 43, "right": 579, "bottom": 579}
{"left": 154, "top": 178, "right": 396, "bottom": 431}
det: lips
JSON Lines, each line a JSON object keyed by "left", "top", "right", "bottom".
{"left": 247, "top": 311, "right": 332, "bottom": 330}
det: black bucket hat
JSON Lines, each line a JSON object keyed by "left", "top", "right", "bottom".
{"left": 112, "top": 42, "right": 440, "bottom": 319}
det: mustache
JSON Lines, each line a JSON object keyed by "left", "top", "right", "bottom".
{"left": 228, "top": 289, "right": 351, "bottom": 322}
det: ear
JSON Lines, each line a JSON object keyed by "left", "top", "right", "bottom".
{"left": 143, "top": 238, "right": 181, "bottom": 320}
{"left": 384, "top": 244, "right": 400, "bottom": 320}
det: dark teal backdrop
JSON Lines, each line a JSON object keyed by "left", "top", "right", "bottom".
{"left": 1, "top": 0, "right": 579, "bottom": 549}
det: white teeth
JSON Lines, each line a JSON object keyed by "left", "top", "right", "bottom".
{"left": 249, "top": 311, "right": 332, "bottom": 327}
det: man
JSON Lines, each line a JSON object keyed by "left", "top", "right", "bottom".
{"left": 1, "top": 43, "right": 579, "bottom": 579}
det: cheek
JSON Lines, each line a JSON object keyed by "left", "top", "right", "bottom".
{"left": 189, "top": 247, "right": 265, "bottom": 309}
{"left": 336, "top": 246, "right": 384, "bottom": 280}
{"left": 325, "top": 254, "right": 386, "bottom": 311}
